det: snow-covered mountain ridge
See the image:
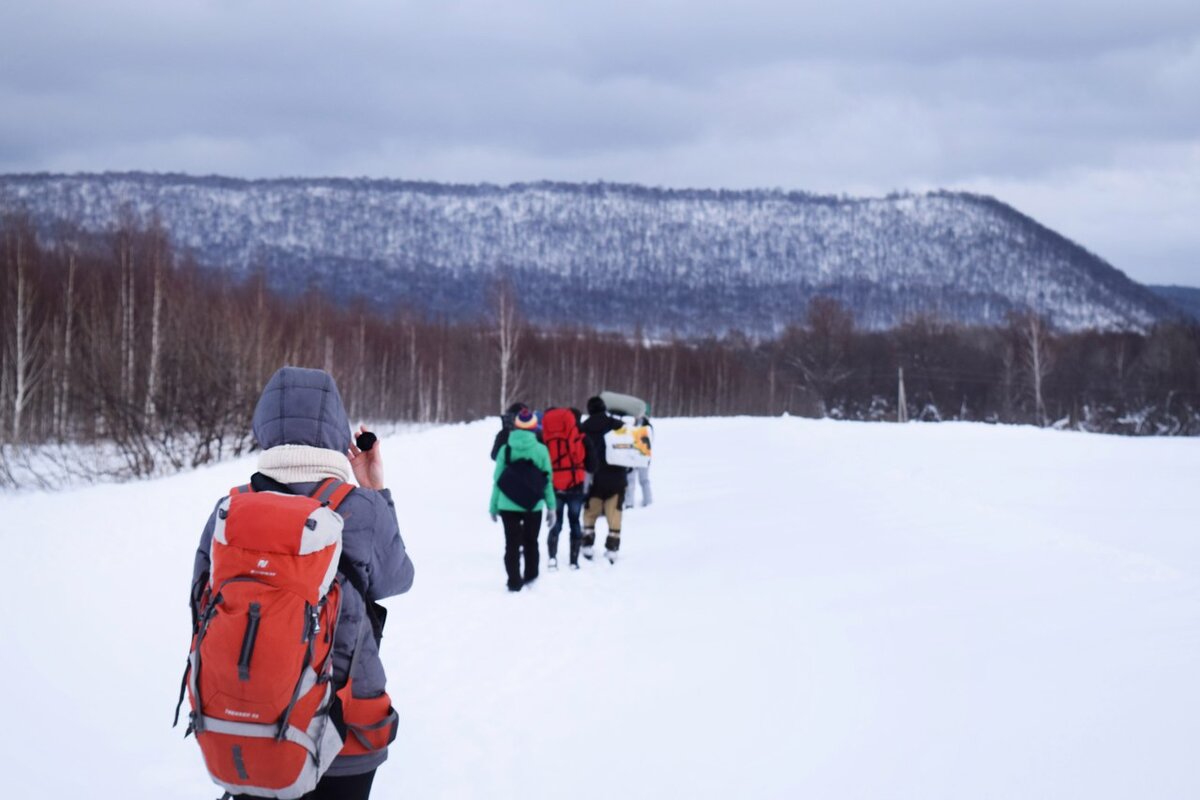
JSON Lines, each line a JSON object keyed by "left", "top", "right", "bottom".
{"left": 0, "top": 172, "right": 1177, "bottom": 333}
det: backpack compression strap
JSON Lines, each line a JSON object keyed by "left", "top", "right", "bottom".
{"left": 312, "top": 477, "right": 355, "bottom": 511}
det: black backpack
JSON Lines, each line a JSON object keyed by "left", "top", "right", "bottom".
{"left": 497, "top": 446, "right": 548, "bottom": 511}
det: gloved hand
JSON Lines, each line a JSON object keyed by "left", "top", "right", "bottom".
{"left": 545, "top": 508, "right": 557, "bottom": 530}
{"left": 490, "top": 512, "right": 498, "bottom": 523}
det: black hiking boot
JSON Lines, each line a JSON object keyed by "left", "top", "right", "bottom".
{"left": 605, "top": 533, "right": 620, "bottom": 564}
{"left": 582, "top": 528, "right": 596, "bottom": 557}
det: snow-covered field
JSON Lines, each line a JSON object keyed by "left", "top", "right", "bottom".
{"left": 2, "top": 418, "right": 1198, "bottom": 799}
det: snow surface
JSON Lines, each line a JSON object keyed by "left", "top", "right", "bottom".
{"left": 2, "top": 418, "right": 1198, "bottom": 799}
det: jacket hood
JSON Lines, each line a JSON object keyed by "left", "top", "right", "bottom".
{"left": 252, "top": 366, "right": 352, "bottom": 453}
{"left": 504, "top": 429, "right": 542, "bottom": 456}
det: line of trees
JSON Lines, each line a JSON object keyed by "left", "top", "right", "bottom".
{"left": 772, "top": 297, "right": 1200, "bottom": 432}
{"left": 3, "top": 214, "right": 1199, "bottom": 484}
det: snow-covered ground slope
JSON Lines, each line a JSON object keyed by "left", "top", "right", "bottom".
{"left": 2, "top": 418, "right": 1198, "bottom": 799}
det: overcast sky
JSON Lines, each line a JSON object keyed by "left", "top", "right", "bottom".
{"left": 2, "top": 0, "right": 1198, "bottom": 285}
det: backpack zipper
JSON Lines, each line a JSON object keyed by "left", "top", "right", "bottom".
{"left": 236, "top": 602, "right": 261, "bottom": 681}
{"left": 303, "top": 599, "right": 324, "bottom": 643}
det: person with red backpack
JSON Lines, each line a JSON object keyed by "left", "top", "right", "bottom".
{"left": 182, "top": 367, "right": 414, "bottom": 800}
{"left": 540, "top": 406, "right": 596, "bottom": 569}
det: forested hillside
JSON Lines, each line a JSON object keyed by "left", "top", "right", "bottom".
{"left": 0, "top": 172, "right": 1177, "bottom": 333}
{"left": 3, "top": 216, "right": 1198, "bottom": 490}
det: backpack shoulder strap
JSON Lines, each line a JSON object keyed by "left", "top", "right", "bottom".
{"left": 229, "top": 483, "right": 252, "bottom": 496}
{"left": 311, "top": 477, "right": 355, "bottom": 511}
{"left": 306, "top": 477, "right": 384, "bottom": 643}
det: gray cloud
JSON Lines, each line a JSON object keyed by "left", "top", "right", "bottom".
{"left": 1, "top": 0, "right": 1198, "bottom": 283}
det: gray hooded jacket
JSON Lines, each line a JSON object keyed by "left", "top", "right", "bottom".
{"left": 190, "top": 367, "right": 415, "bottom": 777}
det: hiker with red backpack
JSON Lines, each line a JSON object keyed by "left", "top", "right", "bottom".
{"left": 490, "top": 407, "right": 557, "bottom": 591}
{"left": 181, "top": 367, "right": 414, "bottom": 800}
{"left": 540, "top": 406, "right": 597, "bottom": 569}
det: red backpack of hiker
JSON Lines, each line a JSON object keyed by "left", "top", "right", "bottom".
{"left": 175, "top": 478, "right": 356, "bottom": 799}
{"left": 542, "top": 407, "right": 587, "bottom": 492}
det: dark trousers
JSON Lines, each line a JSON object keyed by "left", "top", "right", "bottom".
{"left": 500, "top": 510, "right": 542, "bottom": 588}
{"left": 235, "top": 768, "right": 376, "bottom": 800}
{"left": 547, "top": 492, "right": 584, "bottom": 561}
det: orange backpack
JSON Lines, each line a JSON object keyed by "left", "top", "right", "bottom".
{"left": 542, "top": 408, "right": 587, "bottom": 492}
{"left": 175, "top": 477, "right": 387, "bottom": 799}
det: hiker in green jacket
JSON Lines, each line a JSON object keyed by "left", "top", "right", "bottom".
{"left": 490, "top": 408, "right": 557, "bottom": 591}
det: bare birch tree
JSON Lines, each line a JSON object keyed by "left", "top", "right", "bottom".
{"left": 1010, "top": 311, "right": 1055, "bottom": 426}
{"left": 58, "top": 246, "right": 77, "bottom": 438}
{"left": 143, "top": 225, "right": 167, "bottom": 421}
{"left": 491, "top": 276, "right": 525, "bottom": 412}
{"left": 7, "top": 222, "right": 49, "bottom": 440}
{"left": 114, "top": 221, "right": 137, "bottom": 408}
